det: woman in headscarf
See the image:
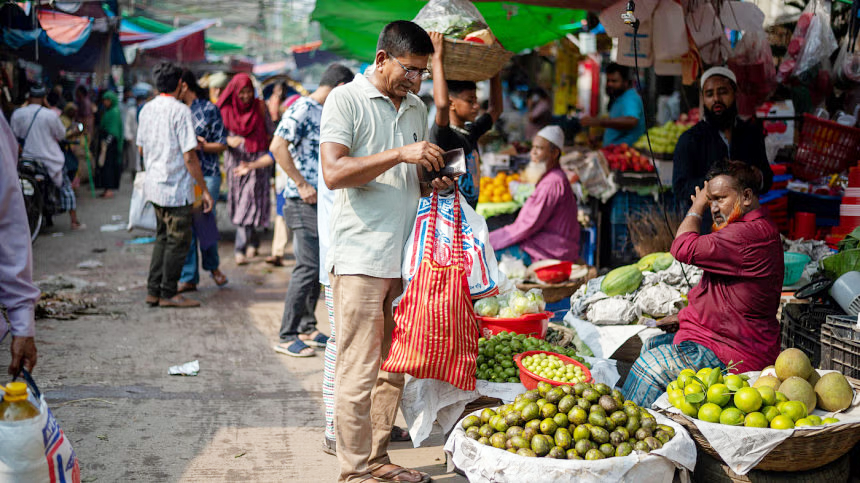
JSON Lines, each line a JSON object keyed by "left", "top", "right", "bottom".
{"left": 96, "top": 90, "right": 123, "bottom": 198}
{"left": 217, "top": 73, "right": 274, "bottom": 265}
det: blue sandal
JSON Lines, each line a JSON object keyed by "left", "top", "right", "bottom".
{"left": 302, "top": 332, "right": 329, "bottom": 348}
{"left": 274, "top": 339, "right": 315, "bottom": 357}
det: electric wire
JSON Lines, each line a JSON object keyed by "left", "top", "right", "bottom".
{"left": 628, "top": 19, "right": 692, "bottom": 288}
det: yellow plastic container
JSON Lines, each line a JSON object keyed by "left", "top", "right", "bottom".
{"left": 0, "top": 382, "right": 40, "bottom": 421}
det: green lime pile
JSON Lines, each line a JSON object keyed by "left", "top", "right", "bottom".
{"left": 521, "top": 353, "right": 587, "bottom": 384}
{"left": 477, "top": 332, "right": 588, "bottom": 383}
{"left": 667, "top": 367, "right": 841, "bottom": 430}
{"left": 461, "top": 381, "right": 675, "bottom": 459}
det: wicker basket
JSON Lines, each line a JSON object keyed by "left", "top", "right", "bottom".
{"left": 659, "top": 376, "right": 860, "bottom": 472}
{"left": 432, "top": 38, "right": 513, "bottom": 81}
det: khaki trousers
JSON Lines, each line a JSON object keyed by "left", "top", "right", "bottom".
{"left": 271, "top": 215, "right": 291, "bottom": 257}
{"left": 331, "top": 274, "right": 405, "bottom": 483}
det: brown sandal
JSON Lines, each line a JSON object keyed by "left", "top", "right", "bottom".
{"left": 210, "top": 270, "right": 228, "bottom": 286}
{"left": 371, "top": 464, "right": 430, "bottom": 483}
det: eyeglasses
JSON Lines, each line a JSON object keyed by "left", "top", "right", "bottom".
{"left": 388, "top": 54, "right": 431, "bottom": 81}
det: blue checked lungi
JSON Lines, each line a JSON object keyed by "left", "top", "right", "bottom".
{"left": 622, "top": 332, "right": 724, "bottom": 408}
{"left": 57, "top": 173, "right": 76, "bottom": 213}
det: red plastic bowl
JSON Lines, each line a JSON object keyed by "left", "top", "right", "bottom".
{"left": 513, "top": 350, "right": 593, "bottom": 389}
{"left": 476, "top": 312, "right": 552, "bottom": 339}
{"left": 534, "top": 261, "right": 574, "bottom": 283}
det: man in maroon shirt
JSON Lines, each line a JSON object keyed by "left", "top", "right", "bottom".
{"left": 623, "top": 160, "right": 783, "bottom": 407}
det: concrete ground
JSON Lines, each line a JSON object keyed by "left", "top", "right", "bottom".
{"left": 0, "top": 173, "right": 467, "bottom": 482}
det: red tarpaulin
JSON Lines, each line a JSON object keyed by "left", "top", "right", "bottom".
{"left": 132, "top": 19, "right": 216, "bottom": 63}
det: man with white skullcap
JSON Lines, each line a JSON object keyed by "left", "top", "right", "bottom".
{"left": 673, "top": 66, "right": 772, "bottom": 221}
{"left": 489, "top": 125, "right": 580, "bottom": 264}
{"left": 11, "top": 84, "right": 82, "bottom": 230}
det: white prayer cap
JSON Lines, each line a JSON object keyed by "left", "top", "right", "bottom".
{"left": 700, "top": 66, "right": 737, "bottom": 89}
{"left": 536, "top": 125, "right": 564, "bottom": 150}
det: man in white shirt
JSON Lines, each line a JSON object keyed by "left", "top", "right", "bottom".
{"left": 11, "top": 84, "right": 82, "bottom": 229}
{"left": 320, "top": 20, "right": 452, "bottom": 483}
{"left": 0, "top": 111, "right": 40, "bottom": 376}
{"left": 136, "top": 62, "right": 213, "bottom": 308}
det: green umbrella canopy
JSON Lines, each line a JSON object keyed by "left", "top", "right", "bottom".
{"left": 312, "top": 0, "right": 586, "bottom": 62}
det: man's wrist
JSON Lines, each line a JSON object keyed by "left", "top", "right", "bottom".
{"left": 686, "top": 210, "right": 703, "bottom": 219}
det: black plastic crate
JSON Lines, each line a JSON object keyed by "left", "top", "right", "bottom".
{"left": 779, "top": 304, "right": 844, "bottom": 368}
{"left": 821, "top": 315, "right": 860, "bottom": 379}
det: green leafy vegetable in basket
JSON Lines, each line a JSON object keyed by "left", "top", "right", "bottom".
{"left": 837, "top": 227, "right": 860, "bottom": 251}
{"left": 819, "top": 248, "right": 860, "bottom": 280}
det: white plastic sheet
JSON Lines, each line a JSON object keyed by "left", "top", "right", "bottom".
{"left": 444, "top": 408, "right": 696, "bottom": 483}
{"left": 563, "top": 313, "right": 647, "bottom": 360}
{"left": 652, "top": 371, "right": 860, "bottom": 475}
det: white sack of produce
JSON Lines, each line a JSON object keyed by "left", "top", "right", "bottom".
{"left": 634, "top": 283, "right": 685, "bottom": 318}
{"left": 653, "top": 371, "right": 860, "bottom": 475}
{"left": 587, "top": 297, "right": 638, "bottom": 325}
{"left": 642, "top": 260, "right": 701, "bottom": 294}
{"left": 444, "top": 408, "right": 696, "bottom": 483}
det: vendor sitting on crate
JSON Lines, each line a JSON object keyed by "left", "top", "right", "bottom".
{"left": 623, "top": 160, "right": 784, "bottom": 407}
{"left": 489, "top": 125, "right": 579, "bottom": 265}
{"left": 672, "top": 66, "right": 774, "bottom": 208}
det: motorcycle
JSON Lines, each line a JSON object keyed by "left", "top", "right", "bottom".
{"left": 17, "top": 122, "right": 84, "bottom": 241}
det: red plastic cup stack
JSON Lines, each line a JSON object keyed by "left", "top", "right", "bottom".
{"left": 830, "top": 165, "right": 860, "bottom": 247}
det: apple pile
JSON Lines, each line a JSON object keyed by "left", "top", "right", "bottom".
{"left": 600, "top": 144, "right": 655, "bottom": 173}
{"left": 633, "top": 121, "right": 693, "bottom": 155}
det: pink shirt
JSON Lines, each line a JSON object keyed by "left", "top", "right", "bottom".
{"left": 671, "top": 208, "right": 784, "bottom": 372}
{"left": 489, "top": 167, "right": 580, "bottom": 262}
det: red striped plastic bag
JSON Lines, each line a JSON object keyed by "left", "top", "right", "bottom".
{"left": 382, "top": 191, "right": 479, "bottom": 390}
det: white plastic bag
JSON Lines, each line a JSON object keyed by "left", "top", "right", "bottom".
{"left": 778, "top": 0, "right": 839, "bottom": 81}
{"left": 0, "top": 380, "right": 80, "bottom": 482}
{"left": 403, "top": 191, "right": 512, "bottom": 299}
{"left": 412, "top": 0, "right": 488, "bottom": 39}
{"left": 652, "top": 0, "right": 688, "bottom": 61}
{"left": 127, "top": 171, "right": 156, "bottom": 231}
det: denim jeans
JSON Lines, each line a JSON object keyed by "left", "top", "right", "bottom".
{"left": 278, "top": 198, "right": 321, "bottom": 342}
{"left": 180, "top": 175, "right": 222, "bottom": 285}
{"left": 235, "top": 226, "right": 260, "bottom": 254}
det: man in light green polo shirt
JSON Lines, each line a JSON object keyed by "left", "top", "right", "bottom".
{"left": 320, "top": 20, "right": 454, "bottom": 483}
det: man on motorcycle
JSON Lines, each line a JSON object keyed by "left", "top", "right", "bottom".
{"left": 11, "top": 84, "right": 82, "bottom": 230}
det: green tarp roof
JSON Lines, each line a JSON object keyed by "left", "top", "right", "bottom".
{"left": 311, "top": 1, "right": 586, "bottom": 62}
{"left": 123, "top": 15, "right": 244, "bottom": 54}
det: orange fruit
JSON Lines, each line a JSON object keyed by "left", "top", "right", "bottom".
{"left": 744, "top": 412, "right": 768, "bottom": 428}
{"left": 706, "top": 384, "right": 730, "bottom": 407}
{"left": 779, "top": 401, "right": 807, "bottom": 422}
{"left": 698, "top": 403, "right": 722, "bottom": 423}
{"left": 770, "top": 415, "right": 794, "bottom": 430}
{"left": 719, "top": 407, "right": 745, "bottom": 426}
{"left": 733, "top": 387, "right": 763, "bottom": 413}
{"left": 761, "top": 405, "right": 779, "bottom": 422}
